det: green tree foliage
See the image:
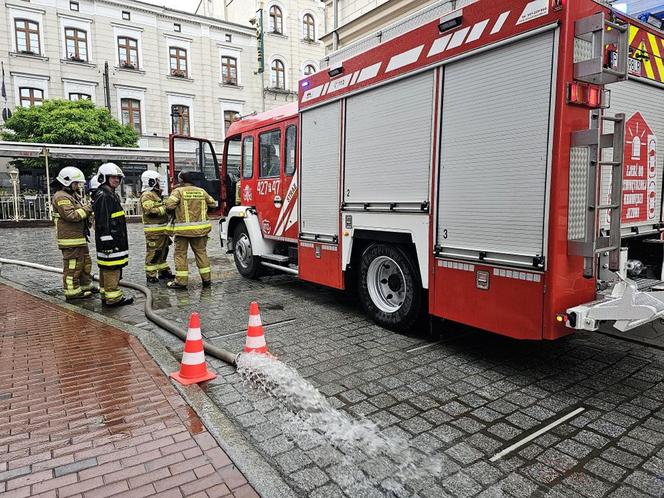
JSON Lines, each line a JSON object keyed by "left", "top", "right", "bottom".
{"left": 1, "top": 99, "right": 139, "bottom": 175}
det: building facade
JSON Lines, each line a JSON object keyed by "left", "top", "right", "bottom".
{"left": 202, "top": 0, "right": 325, "bottom": 111}
{"left": 0, "top": 0, "right": 264, "bottom": 155}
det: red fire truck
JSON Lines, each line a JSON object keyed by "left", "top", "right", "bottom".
{"left": 171, "top": 0, "right": 664, "bottom": 340}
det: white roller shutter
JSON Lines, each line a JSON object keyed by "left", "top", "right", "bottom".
{"left": 300, "top": 102, "right": 341, "bottom": 239}
{"left": 344, "top": 71, "right": 434, "bottom": 205}
{"left": 437, "top": 31, "right": 555, "bottom": 265}
{"left": 601, "top": 79, "right": 664, "bottom": 232}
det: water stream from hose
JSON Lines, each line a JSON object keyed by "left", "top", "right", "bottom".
{"left": 236, "top": 353, "right": 447, "bottom": 495}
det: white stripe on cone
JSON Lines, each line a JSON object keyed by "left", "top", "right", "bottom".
{"left": 248, "top": 315, "right": 262, "bottom": 327}
{"left": 181, "top": 350, "right": 205, "bottom": 365}
{"left": 245, "top": 335, "right": 266, "bottom": 349}
{"left": 186, "top": 327, "right": 202, "bottom": 341}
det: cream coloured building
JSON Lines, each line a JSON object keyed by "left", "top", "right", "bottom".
{"left": 201, "top": 0, "right": 325, "bottom": 110}
{"left": 0, "top": 0, "right": 264, "bottom": 153}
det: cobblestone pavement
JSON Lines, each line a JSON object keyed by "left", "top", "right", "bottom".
{"left": 1, "top": 224, "right": 664, "bottom": 497}
{"left": 0, "top": 281, "right": 257, "bottom": 498}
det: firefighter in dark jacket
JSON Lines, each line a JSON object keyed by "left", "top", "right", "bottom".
{"left": 164, "top": 171, "right": 216, "bottom": 289}
{"left": 140, "top": 170, "right": 173, "bottom": 283}
{"left": 92, "top": 162, "right": 134, "bottom": 307}
{"left": 51, "top": 166, "right": 95, "bottom": 300}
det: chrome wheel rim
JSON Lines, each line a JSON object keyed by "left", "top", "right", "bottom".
{"left": 235, "top": 233, "right": 253, "bottom": 269}
{"left": 367, "top": 255, "right": 406, "bottom": 313}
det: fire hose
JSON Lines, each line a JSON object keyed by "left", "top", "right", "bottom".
{"left": 0, "top": 257, "right": 237, "bottom": 366}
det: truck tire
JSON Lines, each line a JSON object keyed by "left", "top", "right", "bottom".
{"left": 233, "top": 223, "right": 260, "bottom": 278}
{"left": 358, "top": 243, "right": 422, "bottom": 332}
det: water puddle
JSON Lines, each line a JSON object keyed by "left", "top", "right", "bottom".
{"left": 236, "top": 353, "right": 446, "bottom": 495}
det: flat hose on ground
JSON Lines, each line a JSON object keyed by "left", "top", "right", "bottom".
{"left": 0, "top": 257, "right": 237, "bottom": 366}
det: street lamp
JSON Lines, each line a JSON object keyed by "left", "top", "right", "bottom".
{"left": 8, "top": 167, "right": 19, "bottom": 222}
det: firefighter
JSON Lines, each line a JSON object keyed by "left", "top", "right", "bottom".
{"left": 140, "top": 170, "right": 173, "bottom": 283}
{"left": 51, "top": 166, "right": 95, "bottom": 300}
{"left": 164, "top": 171, "right": 216, "bottom": 289}
{"left": 92, "top": 162, "right": 134, "bottom": 307}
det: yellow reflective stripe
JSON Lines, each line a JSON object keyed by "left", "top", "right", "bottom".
{"left": 173, "top": 223, "right": 212, "bottom": 231}
{"left": 145, "top": 264, "right": 159, "bottom": 271}
{"left": 184, "top": 197, "right": 190, "bottom": 223}
{"left": 66, "top": 276, "right": 75, "bottom": 289}
{"left": 199, "top": 267, "right": 211, "bottom": 274}
{"left": 68, "top": 259, "right": 77, "bottom": 270}
{"left": 57, "top": 199, "right": 72, "bottom": 206}
{"left": 75, "top": 208, "right": 88, "bottom": 219}
{"left": 144, "top": 225, "right": 168, "bottom": 232}
{"left": 156, "top": 263, "right": 170, "bottom": 270}
{"left": 64, "top": 287, "right": 83, "bottom": 297}
{"left": 58, "top": 238, "right": 86, "bottom": 246}
{"left": 158, "top": 206, "right": 166, "bottom": 216}
{"left": 201, "top": 200, "right": 206, "bottom": 221}
{"left": 97, "top": 258, "right": 128, "bottom": 266}
{"left": 104, "top": 289, "right": 123, "bottom": 299}
{"left": 143, "top": 200, "right": 155, "bottom": 209}
{"left": 99, "top": 287, "right": 105, "bottom": 296}
{"left": 175, "top": 270, "right": 189, "bottom": 277}
{"left": 111, "top": 211, "right": 125, "bottom": 218}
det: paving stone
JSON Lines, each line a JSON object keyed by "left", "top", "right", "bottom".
{"left": 290, "top": 467, "right": 329, "bottom": 492}
{"left": 441, "top": 471, "right": 482, "bottom": 498}
{"left": 601, "top": 447, "right": 644, "bottom": 469}
{"left": 521, "top": 462, "right": 559, "bottom": 484}
{"left": 624, "top": 470, "right": 664, "bottom": 496}
{"left": 584, "top": 458, "right": 627, "bottom": 482}
{"left": 445, "top": 443, "right": 484, "bottom": 465}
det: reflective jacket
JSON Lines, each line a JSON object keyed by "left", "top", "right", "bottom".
{"left": 52, "top": 189, "right": 91, "bottom": 249}
{"left": 92, "top": 185, "right": 129, "bottom": 268}
{"left": 164, "top": 183, "right": 215, "bottom": 237}
{"left": 140, "top": 189, "right": 170, "bottom": 239}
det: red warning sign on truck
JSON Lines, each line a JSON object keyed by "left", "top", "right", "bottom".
{"left": 622, "top": 112, "right": 657, "bottom": 224}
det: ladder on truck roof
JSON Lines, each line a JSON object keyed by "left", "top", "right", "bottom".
{"left": 566, "top": 13, "right": 664, "bottom": 333}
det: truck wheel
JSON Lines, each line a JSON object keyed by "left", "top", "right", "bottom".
{"left": 358, "top": 244, "right": 422, "bottom": 332}
{"left": 233, "top": 223, "right": 260, "bottom": 278}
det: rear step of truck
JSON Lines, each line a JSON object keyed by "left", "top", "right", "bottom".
{"left": 566, "top": 278, "right": 664, "bottom": 332}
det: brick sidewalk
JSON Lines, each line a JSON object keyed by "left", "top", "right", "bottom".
{"left": 0, "top": 283, "right": 258, "bottom": 498}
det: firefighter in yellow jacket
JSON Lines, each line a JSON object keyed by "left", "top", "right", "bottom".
{"left": 51, "top": 166, "right": 95, "bottom": 300}
{"left": 164, "top": 171, "right": 216, "bottom": 289}
{"left": 140, "top": 170, "right": 173, "bottom": 283}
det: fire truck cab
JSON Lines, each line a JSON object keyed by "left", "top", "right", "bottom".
{"left": 215, "top": 0, "right": 664, "bottom": 340}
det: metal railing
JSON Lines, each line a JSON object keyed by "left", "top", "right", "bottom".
{"left": 0, "top": 194, "right": 143, "bottom": 221}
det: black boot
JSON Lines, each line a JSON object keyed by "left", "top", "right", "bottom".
{"left": 103, "top": 296, "right": 134, "bottom": 307}
{"left": 159, "top": 270, "right": 175, "bottom": 280}
{"left": 65, "top": 290, "right": 93, "bottom": 301}
{"left": 166, "top": 281, "right": 187, "bottom": 289}
{"left": 146, "top": 276, "right": 160, "bottom": 283}
{"left": 202, "top": 280, "right": 212, "bottom": 288}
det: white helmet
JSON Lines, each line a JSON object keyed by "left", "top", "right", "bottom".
{"left": 89, "top": 174, "right": 100, "bottom": 191}
{"left": 56, "top": 166, "right": 85, "bottom": 187}
{"left": 141, "top": 170, "right": 161, "bottom": 192}
{"left": 97, "top": 162, "right": 124, "bottom": 185}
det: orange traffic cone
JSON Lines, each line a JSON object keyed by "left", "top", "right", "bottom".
{"left": 243, "top": 301, "right": 269, "bottom": 355}
{"left": 171, "top": 312, "right": 217, "bottom": 385}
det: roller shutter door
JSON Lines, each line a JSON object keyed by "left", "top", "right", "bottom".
{"left": 437, "top": 31, "right": 555, "bottom": 265}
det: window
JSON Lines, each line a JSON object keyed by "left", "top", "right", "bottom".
{"left": 65, "top": 28, "right": 88, "bottom": 62}
{"left": 121, "top": 98, "right": 141, "bottom": 132}
{"left": 269, "top": 6, "right": 283, "bottom": 34}
{"left": 19, "top": 87, "right": 43, "bottom": 107}
{"left": 303, "top": 14, "right": 315, "bottom": 41}
{"left": 69, "top": 93, "right": 91, "bottom": 101}
{"left": 285, "top": 125, "right": 296, "bottom": 176}
{"left": 271, "top": 59, "right": 285, "bottom": 89}
{"left": 225, "top": 34, "right": 232, "bottom": 42}
{"left": 118, "top": 37, "right": 138, "bottom": 68}
{"left": 15, "top": 19, "right": 40, "bottom": 54}
{"left": 303, "top": 64, "right": 316, "bottom": 76}
{"left": 70, "top": 1, "right": 79, "bottom": 11}
{"left": 122, "top": 11, "right": 130, "bottom": 20}
{"left": 169, "top": 47, "right": 187, "bottom": 77}
{"left": 242, "top": 137, "right": 254, "bottom": 179}
{"left": 224, "top": 110, "right": 240, "bottom": 134}
{"left": 171, "top": 105, "right": 190, "bottom": 136}
{"left": 259, "top": 129, "right": 281, "bottom": 178}
{"left": 174, "top": 23, "right": 181, "bottom": 32}
{"left": 221, "top": 56, "right": 237, "bottom": 85}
